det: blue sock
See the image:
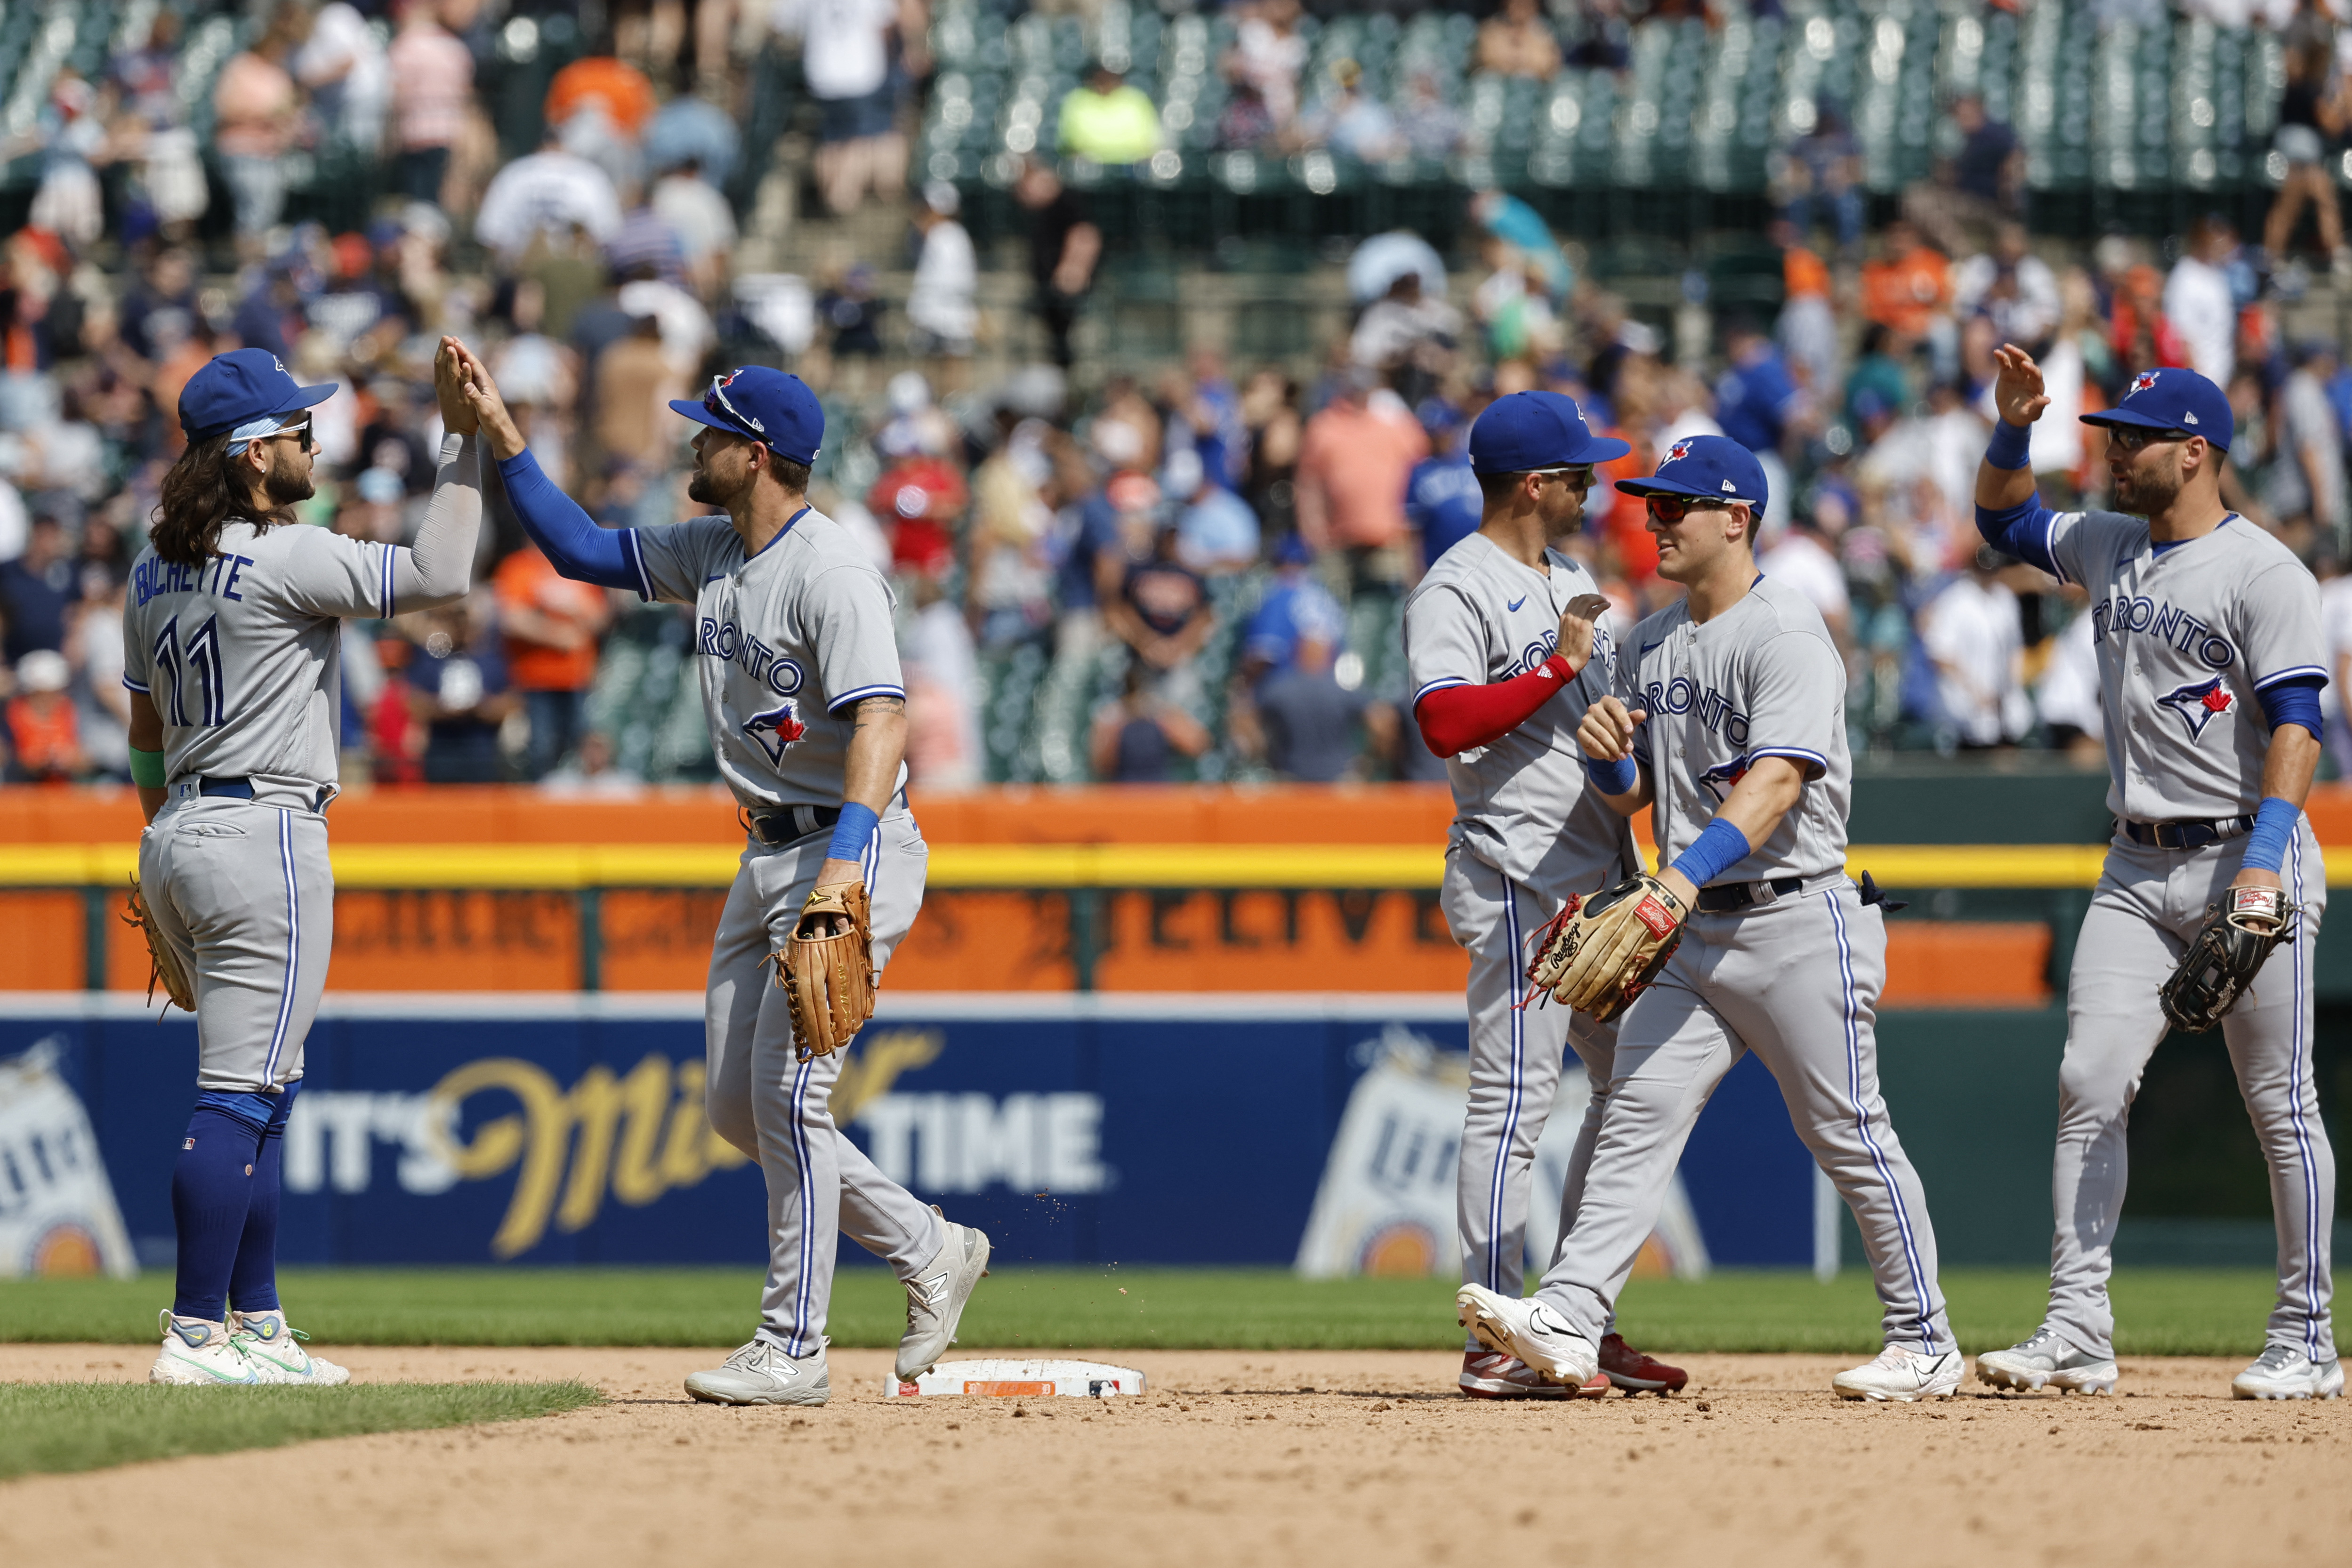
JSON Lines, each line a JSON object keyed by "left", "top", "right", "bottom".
{"left": 227, "top": 1091, "right": 295, "bottom": 1316}
{"left": 170, "top": 1106, "right": 265, "bottom": 1322}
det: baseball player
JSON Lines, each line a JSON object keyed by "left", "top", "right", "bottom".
{"left": 1458, "top": 434, "right": 1960, "bottom": 1401}
{"left": 454, "top": 350, "right": 990, "bottom": 1407}
{"left": 1971, "top": 354, "right": 2337, "bottom": 1400}
{"left": 128, "top": 345, "right": 485, "bottom": 1385}
{"left": 1404, "top": 390, "right": 1687, "bottom": 1399}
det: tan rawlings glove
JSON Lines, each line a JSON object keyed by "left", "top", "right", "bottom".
{"left": 776, "top": 881, "right": 878, "bottom": 1061}
{"left": 122, "top": 875, "right": 195, "bottom": 1012}
{"left": 1525, "top": 873, "right": 1690, "bottom": 1022}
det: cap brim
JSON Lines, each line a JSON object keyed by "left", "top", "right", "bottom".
{"left": 281, "top": 381, "right": 338, "bottom": 415}
{"left": 1615, "top": 474, "right": 1760, "bottom": 504}
{"left": 1570, "top": 434, "right": 1632, "bottom": 465}
{"left": 669, "top": 399, "right": 762, "bottom": 442}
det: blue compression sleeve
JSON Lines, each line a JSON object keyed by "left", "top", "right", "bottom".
{"left": 1972, "top": 494, "right": 2062, "bottom": 577}
{"left": 496, "top": 450, "right": 641, "bottom": 590}
{"left": 826, "top": 802, "right": 880, "bottom": 862}
{"left": 2257, "top": 675, "right": 2324, "bottom": 742}
{"left": 1584, "top": 753, "right": 1639, "bottom": 796}
{"left": 1668, "top": 816, "right": 1752, "bottom": 888}
{"left": 2241, "top": 796, "right": 2302, "bottom": 875}
{"left": 1986, "top": 418, "right": 2034, "bottom": 470}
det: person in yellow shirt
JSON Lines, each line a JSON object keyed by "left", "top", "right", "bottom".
{"left": 1059, "top": 60, "right": 1160, "bottom": 166}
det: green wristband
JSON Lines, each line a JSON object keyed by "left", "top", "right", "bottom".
{"left": 128, "top": 746, "right": 166, "bottom": 788}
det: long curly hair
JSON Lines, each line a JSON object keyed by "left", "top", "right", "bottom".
{"left": 149, "top": 433, "right": 294, "bottom": 568}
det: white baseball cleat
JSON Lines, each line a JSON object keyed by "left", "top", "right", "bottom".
{"left": 685, "top": 1337, "right": 830, "bottom": 1406}
{"left": 1455, "top": 1285, "right": 1599, "bottom": 1388}
{"left": 1834, "top": 1345, "right": 1964, "bottom": 1402}
{"left": 151, "top": 1310, "right": 262, "bottom": 1386}
{"left": 230, "top": 1310, "right": 350, "bottom": 1386}
{"left": 1975, "top": 1326, "right": 2118, "bottom": 1395}
{"left": 2231, "top": 1344, "right": 2344, "bottom": 1401}
{"left": 897, "top": 1216, "right": 992, "bottom": 1382}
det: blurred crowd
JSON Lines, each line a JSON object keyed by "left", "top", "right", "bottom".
{"left": 6, "top": 0, "right": 2352, "bottom": 789}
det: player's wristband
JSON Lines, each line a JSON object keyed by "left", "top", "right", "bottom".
{"left": 1583, "top": 753, "right": 1638, "bottom": 796}
{"left": 826, "top": 802, "right": 881, "bottom": 864}
{"left": 128, "top": 746, "right": 165, "bottom": 788}
{"left": 1986, "top": 418, "right": 2033, "bottom": 471}
{"left": 2239, "top": 796, "right": 2300, "bottom": 876}
{"left": 1667, "top": 816, "right": 1753, "bottom": 889}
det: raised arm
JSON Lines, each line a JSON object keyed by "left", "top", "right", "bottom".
{"left": 1972, "top": 344, "right": 2064, "bottom": 577}
{"left": 454, "top": 340, "right": 641, "bottom": 592}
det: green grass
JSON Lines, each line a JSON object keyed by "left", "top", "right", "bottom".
{"left": 0, "top": 1267, "right": 2289, "bottom": 1357}
{"left": 0, "top": 1381, "right": 601, "bottom": 1482}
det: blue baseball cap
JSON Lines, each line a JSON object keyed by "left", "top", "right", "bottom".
{"left": 178, "top": 347, "right": 338, "bottom": 443}
{"left": 1614, "top": 433, "right": 1770, "bottom": 511}
{"left": 1467, "top": 390, "right": 1629, "bottom": 474}
{"left": 669, "top": 367, "right": 824, "bottom": 465}
{"left": 2080, "top": 366, "right": 2232, "bottom": 452}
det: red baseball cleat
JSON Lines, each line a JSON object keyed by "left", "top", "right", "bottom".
{"left": 1598, "top": 1333, "right": 1688, "bottom": 1394}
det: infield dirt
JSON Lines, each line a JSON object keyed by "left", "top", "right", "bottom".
{"left": 1, "top": 1346, "right": 2343, "bottom": 1568}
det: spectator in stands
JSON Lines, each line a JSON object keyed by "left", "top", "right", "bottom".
{"left": 901, "top": 569, "right": 983, "bottom": 789}
{"left": 3, "top": 648, "right": 83, "bottom": 781}
{"left": 1352, "top": 271, "right": 1461, "bottom": 405}
{"left": 388, "top": 0, "right": 475, "bottom": 206}
{"left": 1955, "top": 222, "right": 2061, "bottom": 356}
{"left": 496, "top": 545, "right": 612, "bottom": 780}
{"left": 1090, "top": 662, "right": 1210, "bottom": 783}
{"left": 645, "top": 90, "right": 742, "bottom": 194}
{"left": 407, "top": 604, "right": 519, "bottom": 784}
{"left": 906, "top": 182, "right": 977, "bottom": 380}
{"left": 1295, "top": 59, "right": 1405, "bottom": 164}
{"left": 2264, "top": 339, "right": 2349, "bottom": 554}
{"left": 1295, "top": 366, "right": 1430, "bottom": 589}
{"left": 2166, "top": 215, "right": 2241, "bottom": 388}
{"left": 1777, "top": 234, "right": 1839, "bottom": 401}
{"left": 1779, "top": 100, "right": 1863, "bottom": 256}
{"left": 1226, "top": 0, "right": 1308, "bottom": 138}
{"left": 540, "top": 730, "right": 644, "bottom": 796}
{"left": 0, "top": 515, "right": 70, "bottom": 662}
{"left": 1165, "top": 448, "right": 1258, "bottom": 577}
{"left": 2036, "top": 593, "right": 2104, "bottom": 763}
{"left": 776, "top": 0, "right": 926, "bottom": 214}
{"left": 1406, "top": 402, "right": 1482, "bottom": 572}
{"left": 1106, "top": 509, "right": 1215, "bottom": 710}
{"left": 546, "top": 52, "right": 658, "bottom": 192}
{"left": 1257, "top": 629, "right": 1393, "bottom": 782}
{"left": 475, "top": 130, "right": 625, "bottom": 264}
{"left": 2265, "top": 39, "right": 2348, "bottom": 267}
{"left": 1016, "top": 158, "right": 1099, "bottom": 371}
{"left": 1396, "top": 71, "right": 1465, "bottom": 163}
{"left": 1905, "top": 92, "right": 2021, "bottom": 256}
{"left": 1861, "top": 218, "right": 1955, "bottom": 377}
{"left": 295, "top": 0, "right": 391, "bottom": 155}
{"left": 1922, "top": 547, "right": 2028, "bottom": 751}
{"left": 1240, "top": 531, "right": 1346, "bottom": 690}
{"left": 1478, "top": 0, "right": 1563, "bottom": 80}
{"left": 1060, "top": 59, "right": 1161, "bottom": 166}
{"left": 211, "top": 8, "right": 305, "bottom": 257}
{"left": 1240, "top": 369, "right": 1302, "bottom": 537}
{"left": 652, "top": 156, "right": 739, "bottom": 302}
{"left": 1714, "top": 314, "right": 1802, "bottom": 459}
{"left": 1758, "top": 507, "right": 1853, "bottom": 656}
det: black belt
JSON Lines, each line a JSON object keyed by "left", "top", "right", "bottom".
{"left": 1695, "top": 876, "right": 1804, "bottom": 914}
{"left": 2118, "top": 815, "right": 2254, "bottom": 851}
{"left": 743, "top": 794, "right": 904, "bottom": 847}
{"left": 198, "top": 777, "right": 332, "bottom": 812}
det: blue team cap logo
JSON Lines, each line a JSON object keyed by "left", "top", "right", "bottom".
{"left": 1467, "top": 390, "right": 1631, "bottom": 474}
{"left": 1614, "top": 433, "right": 1770, "bottom": 511}
{"left": 2083, "top": 366, "right": 2233, "bottom": 453}
{"left": 178, "top": 347, "right": 338, "bottom": 442}
{"left": 671, "top": 367, "right": 824, "bottom": 466}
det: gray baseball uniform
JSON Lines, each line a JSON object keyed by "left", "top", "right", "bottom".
{"left": 121, "top": 434, "right": 482, "bottom": 1092}
{"left": 2037, "top": 509, "right": 2333, "bottom": 1362}
{"left": 626, "top": 504, "right": 944, "bottom": 1353}
{"left": 1404, "top": 534, "right": 1642, "bottom": 1324}
{"left": 1535, "top": 575, "right": 1953, "bottom": 1355}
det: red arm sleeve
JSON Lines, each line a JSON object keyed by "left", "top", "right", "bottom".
{"left": 1413, "top": 654, "right": 1580, "bottom": 758}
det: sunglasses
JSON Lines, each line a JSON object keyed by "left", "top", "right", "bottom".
{"left": 1644, "top": 492, "right": 1749, "bottom": 522}
{"left": 1530, "top": 465, "right": 1595, "bottom": 487}
{"left": 260, "top": 417, "right": 315, "bottom": 453}
{"left": 703, "top": 376, "right": 768, "bottom": 448}
{"left": 2107, "top": 426, "right": 2192, "bottom": 454}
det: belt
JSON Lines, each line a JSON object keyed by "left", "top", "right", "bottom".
{"left": 743, "top": 793, "right": 904, "bottom": 848}
{"left": 2118, "top": 815, "right": 2254, "bottom": 851}
{"left": 195, "top": 776, "right": 332, "bottom": 812}
{"left": 1695, "top": 875, "right": 1806, "bottom": 914}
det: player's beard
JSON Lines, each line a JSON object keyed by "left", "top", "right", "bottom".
{"left": 265, "top": 446, "right": 316, "bottom": 506}
{"left": 2112, "top": 455, "right": 2180, "bottom": 516}
{"left": 687, "top": 461, "right": 743, "bottom": 509}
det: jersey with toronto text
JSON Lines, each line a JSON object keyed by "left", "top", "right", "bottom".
{"left": 1403, "top": 532, "right": 1640, "bottom": 901}
{"left": 2041, "top": 510, "right": 2325, "bottom": 821}
{"left": 625, "top": 506, "right": 906, "bottom": 811}
{"left": 1623, "top": 574, "right": 1850, "bottom": 883}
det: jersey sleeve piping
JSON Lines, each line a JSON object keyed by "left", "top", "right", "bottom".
{"left": 1411, "top": 675, "right": 1473, "bottom": 703}
{"left": 620, "top": 528, "right": 657, "bottom": 602}
{"left": 379, "top": 539, "right": 396, "bottom": 618}
{"left": 121, "top": 673, "right": 149, "bottom": 693}
{"left": 1747, "top": 744, "right": 1829, "bottom": 779}
{"left": 827, "top": 682, "right": 906, "bottom": 714}
{"left": 2253, "top": 664, "right": 2330, "bottom": 690}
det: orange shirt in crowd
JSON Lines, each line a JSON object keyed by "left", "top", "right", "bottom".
{"left": 544, "top": 57, "right": 656, "bottom": 138}
{"left": 1596, "top": 428, "right": 1659, "bottom": 582}
{"left": 1295, "top": 397, "right": 1430, "bottom": 550}
{"left": 495, "top": 547, "right": 609, "bottom": 692}
{"left": 1860, "top": 244, "right": 1951, "bottom": 339}
{"left": 6, "top": 692, "right": 81, "bottom": 778}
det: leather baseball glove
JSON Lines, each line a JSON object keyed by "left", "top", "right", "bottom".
{"left": 776, "top": 881, "right": 878, "bottom": 1061}
{"left": 122, "top": 875, "right": 195, "bottom": 1013}
{"left": 2159, "top": 884, "right": 2299, "bottom": 1034}
{"left": 1526, "top": 874, "right": 1690, "bottom": 1022}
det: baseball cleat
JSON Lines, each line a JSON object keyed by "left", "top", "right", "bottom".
{"left": 685, "top": 1337, "right": 830, "bottom": 1406}
{"left": 230, "top": 1310, "right": 349, "bottom": 1386}
{"left": 150, "top": 1310, "right": 262, "bottom": 1386}
{"left": 1975, "top": 1327, "right": 2118, "bottom": 1395}
{"left": 1460, "top": 1349, "right": 1576, "bottom": 1399}
{"left": 1599, "top": 1333, "right": 1688, "bottom": 1394}
{"left": 1833, "top": 1346, "right": 1964, "bottom": 1402}
{"left": 2231, "top": 1345, "right": 2344, "bottom": 1401}
{"left": 1456, "top": 1285, "right": 1599, "bottom": 1388}
{"left": 896, "top": 1215, "right": 992, "bottom": 1381}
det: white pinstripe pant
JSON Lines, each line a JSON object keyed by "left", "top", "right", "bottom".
{"left": 1445, "top": 850, "right": 1620, "bottom": 1344}
{"left": 2048, "top": 827, "right": 2334, "bottom": 1362}
{"left": 140, "top": 792, "right": 332, "bottom": 1092}
{"left": 703, "top": 809, "right": 946, "bottom": 1357}
{"left": 1536, "top": 881, "right": 1954, "bottom": 1355}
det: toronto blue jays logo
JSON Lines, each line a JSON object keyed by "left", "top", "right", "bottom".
{"left": 2156, "top": 676, "right": 2236, "bottom": 740}
{"left": 1664, "top": 439, "right": 1696, "bottom": 465}
{"left": 709, "top": 369, "right": 767, "bottom": 433}
{"left": 741, "top": 700, "right": 807, "bottom": 764}
{"left": 2129, "top": 370, "right": 2161, "bottom": 396}
{"left": 1698, "top": 756, "right": 1750, "bottom": 804}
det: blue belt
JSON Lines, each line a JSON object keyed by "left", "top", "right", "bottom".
{"left": 2118, "top": 815, "right": 2253, "bottom": 851}
{"left": 198, "top": 776, "right": 332, "bottom": 812}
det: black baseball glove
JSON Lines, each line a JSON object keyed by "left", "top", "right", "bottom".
{"left": 2159, "top": 885, "right": 2299, "bottom": 1034}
